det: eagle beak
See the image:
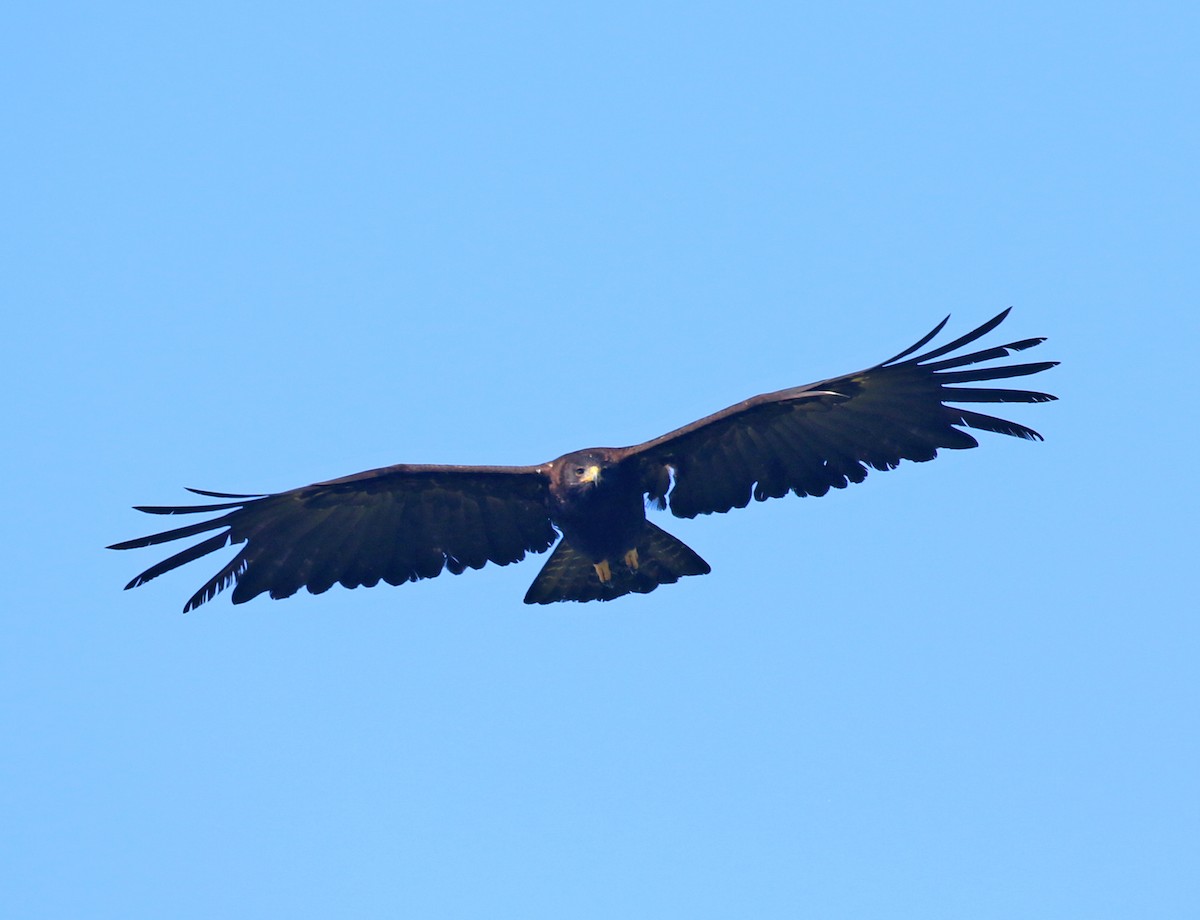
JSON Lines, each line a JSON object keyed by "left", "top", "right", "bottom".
{"left": 581, "top": 465, "right": 602, "bottom": 484}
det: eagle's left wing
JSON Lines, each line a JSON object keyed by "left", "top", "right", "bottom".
{"left": 620, "top": 310, "right": 1057, "bottom": 519}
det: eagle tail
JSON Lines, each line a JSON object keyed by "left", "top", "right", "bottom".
{"left": 523, "top": 521, "right": 710, "bottom": 605}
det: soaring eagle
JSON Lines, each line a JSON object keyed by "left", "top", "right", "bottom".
{"left": 111, "top": 310, "right": 1056, "bottom": 611}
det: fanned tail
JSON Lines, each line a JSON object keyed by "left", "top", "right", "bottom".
{"left": 523, "top": 521, "right": 710, "bottom": 605}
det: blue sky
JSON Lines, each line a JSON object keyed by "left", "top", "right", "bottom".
{"left": 3, "top": 2, "right": 1197, "bottom": 917}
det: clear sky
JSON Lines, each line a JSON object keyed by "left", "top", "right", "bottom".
{"left": 3, "top": 3, "right": 1197, "bottom": 917}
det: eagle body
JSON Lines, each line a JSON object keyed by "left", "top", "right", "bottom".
{"left": 111, "top": 311, "right": 1056, "bottom": 611}
{"left": 525, "top": 450, "right": 711, "bottom": 604}
{"left": 545, "top": 451, "right": 646, "bottom": 562}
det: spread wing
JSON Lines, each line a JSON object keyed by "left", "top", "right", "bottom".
{"left": 110, "top": 464, "right": 557, "bottom": 611}
{"left": 622, "top": 309, "right": 1057, "bottom": 518}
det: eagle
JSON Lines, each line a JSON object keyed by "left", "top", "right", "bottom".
{"left": 111, "top": 310, "right": 1056, "bottom": 611}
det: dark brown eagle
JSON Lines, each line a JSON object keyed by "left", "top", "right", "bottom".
{"left": 111, "top": 310, "right": 1056, "bottom": 611}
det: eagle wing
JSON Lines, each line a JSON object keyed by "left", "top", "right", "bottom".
{"left": 110, "top": 464, "right": 557, "bottom": 611}
{"left": 622, "top": 309, "right": 1057, "bottom": 518}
